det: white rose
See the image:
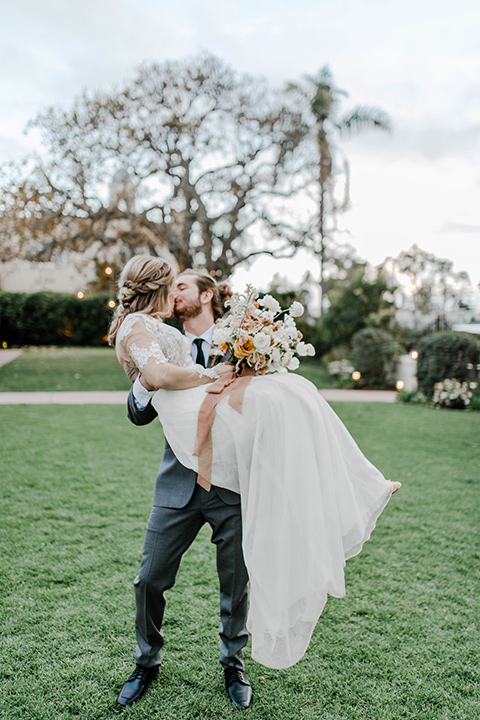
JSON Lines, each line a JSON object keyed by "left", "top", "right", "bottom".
{"left": 289, "top": 301, "right": 304, "bottom": 318}
{"left": 212, "top": 327, "right": 229, "bottom": 345}
{"left": 253, "top": 332, "right": 271, "bottom": 353}
{"left": 259, "top": 294, "right": 281, "bottom": 314}
{"left": 288, "top": 356, "right": 300, "bottom": 371}
{"left": 296, "top": 341, "right": 308, "bottom": 356}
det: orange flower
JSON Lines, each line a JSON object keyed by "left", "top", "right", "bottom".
{"left": 233, "top": 336, "right": 256, "bottom": 358}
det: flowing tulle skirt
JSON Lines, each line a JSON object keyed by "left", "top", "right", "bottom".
{"left": 152, "top": 373, "right": 393, "bottom": 669}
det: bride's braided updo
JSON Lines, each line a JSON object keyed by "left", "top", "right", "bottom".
{"left": 108, "top": 255, "right": 175, "bottom": 345}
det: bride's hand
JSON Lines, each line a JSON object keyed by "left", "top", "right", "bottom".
{"left": 214, "top": 363, "right": 236, "bottom": 378}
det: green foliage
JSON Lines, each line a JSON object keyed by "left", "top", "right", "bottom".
{"left": 0, "top": 291, "right": 113, "bottom": 347}
{"left": 322, "top": 272, "right": 393, "bottom": 348}
{"left": 396, "top": 389, "right": 428, "bottom": 405}
{"left": 416, "top": 331, "right": 480, "bottom": 397}
{"left": 350, "top": 327, "right": 403, "bottom": 388}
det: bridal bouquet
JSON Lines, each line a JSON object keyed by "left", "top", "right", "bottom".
{"left": 212, "top": 285, "right": 315, "bottom": 374}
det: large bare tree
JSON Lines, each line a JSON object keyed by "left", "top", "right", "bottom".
{"left": 0, "top": 54, "right": 310, "bottom": 278}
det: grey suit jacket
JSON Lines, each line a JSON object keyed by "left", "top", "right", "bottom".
{"left": 127, "top": 350, "right": 240, "bottom": 509}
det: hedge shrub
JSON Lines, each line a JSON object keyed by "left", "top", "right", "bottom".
{"left": 416, "top": 331, "right": 480, "bottom": 397}
{"left": 350, "top": 327, "right": 403, "bottom": 389}
{"left": 0, "top": 291, "right": 114, "bottom": 346}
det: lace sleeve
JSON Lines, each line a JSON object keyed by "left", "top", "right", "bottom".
{"left": 116, "top": 315, "right": 218, "bottom": 389}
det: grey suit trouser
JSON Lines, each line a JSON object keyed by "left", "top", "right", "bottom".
{"left": 134, "top": 484, "right": 249, "bottom": 669}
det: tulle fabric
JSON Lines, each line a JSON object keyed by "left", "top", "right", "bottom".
{"left": 152, "top": 372, "right": 393, "bottom": 669}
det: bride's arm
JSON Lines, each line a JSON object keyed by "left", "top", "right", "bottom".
{"left": 116, "top": 316, "right": 218, "bottom": 390}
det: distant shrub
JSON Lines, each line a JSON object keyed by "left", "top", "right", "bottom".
{"left": 416, "top": 331, "right": 480, "bottom": 397}
{"left": 396, "top": 389, "right": 428, "bottom": 405}
{"left": 350, "top": 328, "right": 403, "bottom": 388}
{"left": 0, "top": 291, "right": 113, "bottom": 346}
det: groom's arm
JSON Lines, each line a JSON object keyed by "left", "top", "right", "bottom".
{"left": 127, "top": 377, "right": 158, "bottom": 426}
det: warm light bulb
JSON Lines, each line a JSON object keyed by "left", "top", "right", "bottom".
{"left": 105, "top": 266, "right": 113, "bottom": 275}
{"left": 352, "top": 371, "right": 361, "bottom": 381}
{"left": 76, "top": 291, "right": 85, "bottom": 299}
{"left": 107, "top": 300, "right": 116, "bottom": 308}
{"left": 410, "top": 350, "right": 418, "bottom": 359}
{"left": 396, "top": 380, "right": 405, "bottom": 391}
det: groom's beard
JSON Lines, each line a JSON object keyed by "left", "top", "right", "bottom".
{"left": 173, "top": 297, "right": 202, "bottom": 322}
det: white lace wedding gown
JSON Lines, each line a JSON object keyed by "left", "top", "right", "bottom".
{"left": 116, "top": 313, "right": 394, "bottom": 669}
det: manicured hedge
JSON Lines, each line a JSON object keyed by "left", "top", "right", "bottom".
{"left": 350, "top": 327, "right": 403, "bottom": 388}
{"left": 416, "top": 331, "right": 480, "bottom": 396}
{"left": 0, "top": 291, "right": 114, "bottom": 346}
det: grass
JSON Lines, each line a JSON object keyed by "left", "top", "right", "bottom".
{"left": 0, "top": 347, "right": 131, "bottom": 391}
{"left": 0, "top": 348, "right": 332, "bottom": 391}
{"left": 0, "top": 402, "right": 479, "bottom": 719}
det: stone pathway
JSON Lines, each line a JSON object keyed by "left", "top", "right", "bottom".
{"left": 0, "top": 389, "right": 397, "bottom": 405}
{"left": 0, "top": 349, "right": 23, "bottom": 367}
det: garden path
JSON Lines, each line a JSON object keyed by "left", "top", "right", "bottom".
{"left": 0, "top": 389, "right": 397, "bottom": 404}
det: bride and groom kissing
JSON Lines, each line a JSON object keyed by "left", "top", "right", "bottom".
{"left": 110, "top": 256, "right": 400, "bottom": 710}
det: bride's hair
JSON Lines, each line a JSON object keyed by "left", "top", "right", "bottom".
{"left": 178, "top": 269, "right": 232, "bottom": 321}
{"left": 107, "top": 255, "right": 175, "bottom": 345}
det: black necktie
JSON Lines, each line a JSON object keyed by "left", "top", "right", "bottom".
{"left": 193, "top": 338, "right": 206, "bottom": 367}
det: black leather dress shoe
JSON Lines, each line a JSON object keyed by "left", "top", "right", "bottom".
{"left": 224, "top": 667, "right": 253, "bottom": 709}
{"left": 116, "top": 664, "right": 158, "bottom": 707}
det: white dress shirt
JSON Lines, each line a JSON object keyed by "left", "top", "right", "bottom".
{"left": 132, "top": 323, "right": 216, "bottom": 409}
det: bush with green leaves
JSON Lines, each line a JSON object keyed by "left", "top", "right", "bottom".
{"left": 350, "top": 327, "right": 403, "bottom": 388}
{"left": 0, "top": 291, "right": 113, "bottom": 346}
{"left": 416, "top": 331, "right": 480, "bottom": 397}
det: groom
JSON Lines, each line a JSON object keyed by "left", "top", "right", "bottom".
{"left": 116, "top": 270, "right": 253, "bottom": 710}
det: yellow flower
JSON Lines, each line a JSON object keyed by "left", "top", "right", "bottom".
{"left": 234, "top": 336, "right": 256, "bottom": 358}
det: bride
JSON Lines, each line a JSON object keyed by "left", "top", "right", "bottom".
{"left": 109, "top": 255, "right": 400, "bottom": 670}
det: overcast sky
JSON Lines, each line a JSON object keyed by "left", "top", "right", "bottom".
{"left": 1, "top": 0, "right": 479, "bottom": 292}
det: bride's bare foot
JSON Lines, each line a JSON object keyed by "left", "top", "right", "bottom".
{"left": 390, "top": 481, "right": 402, "bottom": 493}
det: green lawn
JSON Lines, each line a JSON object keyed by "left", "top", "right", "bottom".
{"left": 1, "top": 403, "right": 478, "bottom": 719}
{"left": 0, "top": 348, "right": 332, "bottom": 391}
{"left": 0, "top": 347, "right": 131, "bottom": 391}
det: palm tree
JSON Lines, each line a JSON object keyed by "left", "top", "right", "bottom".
{"left": 287, "top": 66, "right": 391, "bottom": 314}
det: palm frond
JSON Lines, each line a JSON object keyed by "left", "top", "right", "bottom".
{"left": 339, "top": 105, "right": 392, "bottom": 133}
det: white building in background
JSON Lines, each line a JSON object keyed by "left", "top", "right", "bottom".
{"left": 0, "top": 255, "right": 95, "bottom": 293}
{"left": 0, "top": 242, "right": 178, "bottom": 294}
{"left": 0, "top": 170, "right": 177, "bottom": 293}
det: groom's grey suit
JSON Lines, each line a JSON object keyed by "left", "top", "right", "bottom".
{"left": 126, "top": 348, "right": 249, "bottom": 670}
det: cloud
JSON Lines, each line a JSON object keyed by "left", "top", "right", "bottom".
{"left": 438, "top": 221, "right": 480, "bottom": 235}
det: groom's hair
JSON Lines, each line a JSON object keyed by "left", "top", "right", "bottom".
{"left": 178, "top": 269, "right": 232, "bottom": 321}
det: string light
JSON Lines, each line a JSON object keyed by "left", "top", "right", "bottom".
{"left": 396, "top": 380, "right": 405, "bottom": 391}
{"left": 352, "top": 371, "right": 361, "bottom": 381}
{"left": 76, "top": 291, "right": 85, "bottom": 299}
{"left": 107, "top": 300, "right": 116, "bottom": 308}
{"left": 410, "top": 350, "right": 418, "bottom": 359}
{"left": 105, "top": 266, "right": 113, "bottom": 275}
